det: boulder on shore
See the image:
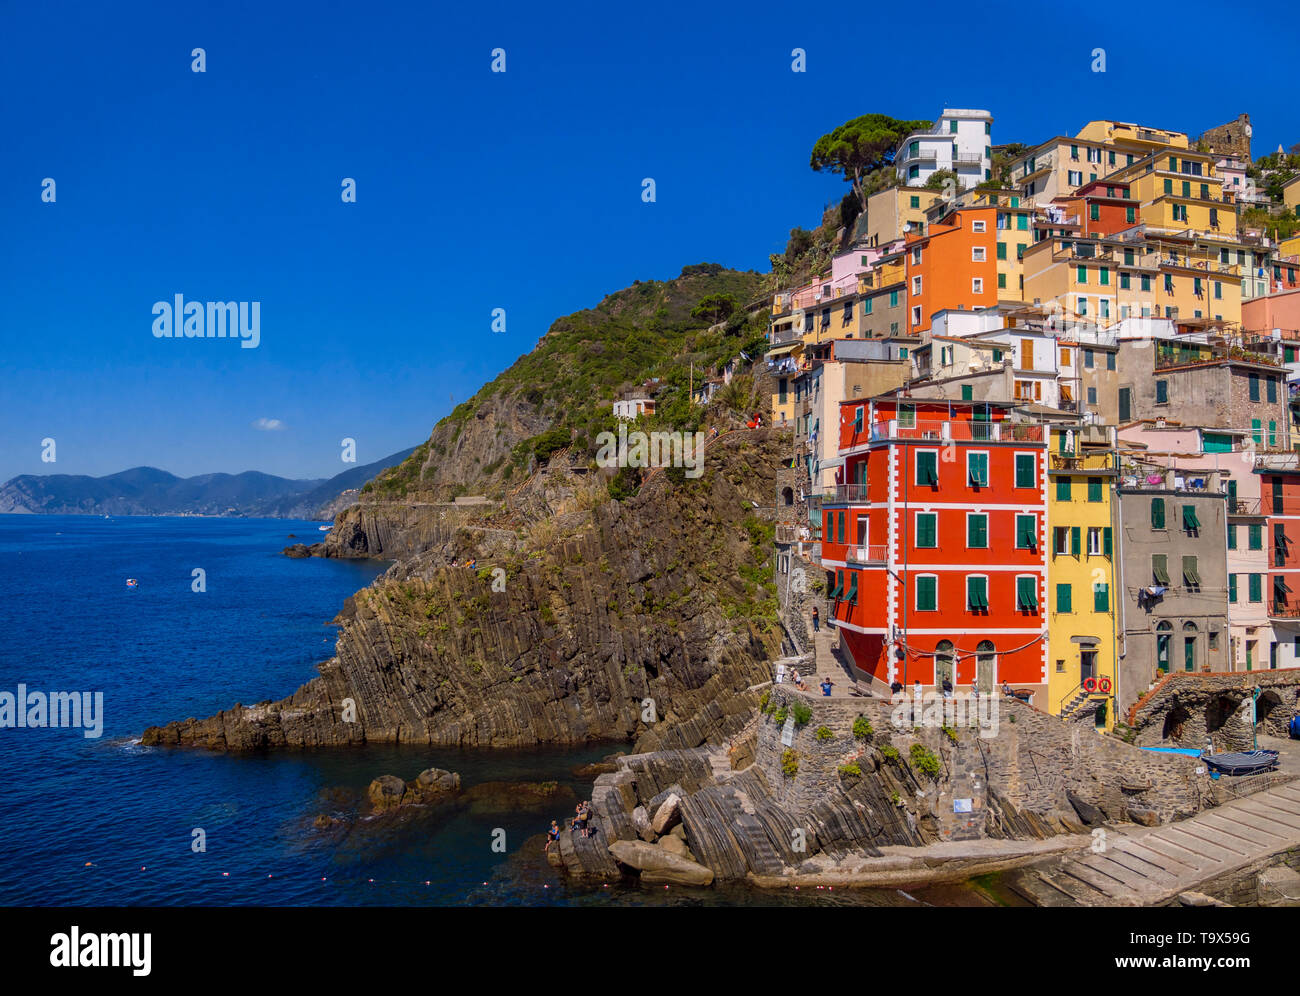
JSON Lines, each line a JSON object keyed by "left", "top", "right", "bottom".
{"left": 367, "top": 775, "right": 408, "bottom": 811}
{"left": 608, "top": 840, "right": 714, "bottom": 886}
{"left": 651, "top": 793, "right": 682, "bottom": 835}
{"left": 632, "top": 805, "right": 655, "bottom": 842}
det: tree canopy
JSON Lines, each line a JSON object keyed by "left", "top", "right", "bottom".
{"left": 809, "top": 113, "right": 932, "bottom": 209}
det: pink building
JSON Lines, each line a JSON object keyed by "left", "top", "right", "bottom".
{"left": 1243, "top": 287, "right": 1300, "bottom": 336}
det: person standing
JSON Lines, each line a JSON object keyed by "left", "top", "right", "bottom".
{"left": 811, "top": 606, "right": 820, "bottom": 633}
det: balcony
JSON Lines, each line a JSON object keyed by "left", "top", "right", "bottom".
{"left": 845, "top": 544, "right": 889, "bottom": 565}
{"left": 1154, "top": 341, "right": 1280, "bottom": 369}
{"left": 865, "top": 419, "right": 1045, "bottom": 443}
{"left": 1270, "top": 600, "right": 1300, "bottom": 619}
{"left": 1229, "top": 497, "right": 1262, "bottom": 516}
{"left": 1118, "top": 470, "right": 1223, "bottom": 493}
{"left": 821, "top": 484, "right": 870, "bottom": 504}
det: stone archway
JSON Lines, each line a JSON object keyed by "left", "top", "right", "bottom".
{"left": 1162, "top": 702, "right": 1191, "bottom": 741}
{"left": 1257, "top": 690, "right": 1287, "bottom": 736}
{"left": 781, "top": 486, "right": 794, "bottom": 507}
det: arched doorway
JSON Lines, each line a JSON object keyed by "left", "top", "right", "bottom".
{"left": 781, "top": 486, "right": 794, "bottom": 506}
{"left": 1182, "top": 621, "right": 1198, "bottom": 672}
{"left": 935, "top": 640, "right": 955, "bottom": 689}
{"left": 1156, "top": 621, "right": 1172, "bottom": 674}
{"left": 1162, "top": 702, "right": 1191, "bottom": 741}
{"left": 976, "top": 640, "right": 995, "bottom": 694}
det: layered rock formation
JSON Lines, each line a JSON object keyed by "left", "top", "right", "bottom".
{"left": 142, "top": 431, "right": 784, "bottom": 751}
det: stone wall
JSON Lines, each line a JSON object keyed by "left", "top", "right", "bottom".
{"left": 1129, "top": 669, "right": 1300, "bottom": 749}
{"left": 1197, "top": 114, "right": 1252, "bottom": 159}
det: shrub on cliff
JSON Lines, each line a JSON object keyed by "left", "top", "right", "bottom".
{"left": 838, "top": 762, "right": 861, "bottom": 778}
{"left": 815, "top": 725, "right": 833, "bottom": 741}
{"left": 878, "top": 744, "right": 899, "bottom": 763}
{"left": 781, "top": 749, "right": 799, "bottom": 778}
{"left": 792, "top": 702, "right": 812, "bottom": 726}
{"left": 773, "top": 706, "right": 788, "bottom": 726}
{"left": 909, "top": 743, "right": 941, "bottom": 779}
{"left": 852, "top": 716, "right": 873, "bottom": 741}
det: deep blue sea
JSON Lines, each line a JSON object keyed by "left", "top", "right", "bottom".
{"left": 0, "top": 515, "right": 964, "bottom": 907}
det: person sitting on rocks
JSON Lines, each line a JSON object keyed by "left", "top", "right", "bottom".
{"left": 791, "top": 668, "right": 805, "bottom": 691}
{"left": 545, "top": 820, "right": 560, "bottom": 853}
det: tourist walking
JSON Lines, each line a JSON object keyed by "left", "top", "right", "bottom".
{"left": 811, "top": 606, "right": 820, "bottom": 633}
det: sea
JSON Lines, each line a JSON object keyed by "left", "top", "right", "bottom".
{"left": 0, "top": 515, "right": 996, "bottom": 907}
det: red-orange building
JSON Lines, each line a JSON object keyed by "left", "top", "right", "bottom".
{"left": 821, "top": 399, "right": 1048, "bottom": 693}
{"left": 904, "top": 206, "right": 999, "bottom": 335}
{"left": 1052, "top": 179, "right": 1140, "bottom": 238}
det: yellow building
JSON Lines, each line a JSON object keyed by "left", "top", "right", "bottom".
{"left": 1047, "top": 425, "right": 1119, "bottom": 730}
{"left": 1010, "top": 121, "right": 1188, "bottom": 205}
{"left": 862, "top": 186, "right": 942, "bottom": 246}
{"left": 1106, "top": 149, "right": 1237, "bottom": 239}
{"left": 1285, "top": 176, "right": 1300, "bottom": 218}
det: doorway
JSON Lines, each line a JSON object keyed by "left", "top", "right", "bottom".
{"left": 976, "top": 641, "right": 996, "bottom": 693}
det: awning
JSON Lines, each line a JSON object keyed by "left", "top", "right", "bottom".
{"left": 766, "top": 342, "right": 802, "bottom": 358}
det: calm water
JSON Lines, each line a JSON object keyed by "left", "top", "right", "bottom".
{"left": 0, "top": 515, "right": 982, "bottom": 907}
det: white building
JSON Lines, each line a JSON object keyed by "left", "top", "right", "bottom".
{"left": 894, "top": 109, "right": 994, "bottom": 192}
{"left": 613, "top": 398, "right": 655, "bottom": 420}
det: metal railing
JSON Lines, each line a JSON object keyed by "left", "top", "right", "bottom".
{"left": 846, "top": 544, "right": 888, "bottom": 564}
{"left": 821, "top": 484, "right": 870, "bottom": 503}
{"left": 863, "top": 419, "right": 1045, "bottom": 443}
{"left": 1269, "top": 600, "right": 1300, "bottom": 619}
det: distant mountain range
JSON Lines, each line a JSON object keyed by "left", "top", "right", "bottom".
{"left": 0, "top": 447, "right": 418, "bottom": 519}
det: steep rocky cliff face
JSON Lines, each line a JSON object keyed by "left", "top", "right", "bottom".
{"left": 142, "top": 430, "right": 784, "bottom": 750}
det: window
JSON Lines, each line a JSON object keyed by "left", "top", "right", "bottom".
{"left": 1015, "top": 453, "right": 1035, "bottom": 488}
{"left": 910, "top": 195, "right": 920, "bottom": 209}
{"left": 961, "top": 384, "right": 973, "bottom": 401}
{"left": 1230, "top": 573, "right": 1238, "bottom": 603}
{"left": 997, "top": 241, "right": 1007, "bottom": 260}
{"left": 1077, "top": 265, "right": 1088, "bottom": 284}
{"left": 1087, "top": 387, "right": 1097, "bottom": 405}
{"left": 972, "top": 246, "right": 986, "bottom": 262}
{"left": 949, "top": 119, "right": 958, "bottom": 134}
{"left": 1183, "top": 555, "right": 1200, "bottom": 589}
{"left": 897, "top": 404, "right": 916, "bottom": 429}
{"left": 1249, "top": 523, "right": 1263, "bottom": 550}
{"left": 915, "top": 512, "right": 937, "bottom": 548}
{"left": 1093, "top": 583, "right": 1109, "bottom": 613}
{"left": 967, "top": 452, "right": 989, "bottom": 487}
{"left": 889, "top": 290, "right": 899, "bottom": 308}
{"left": 1152, "top": 554, "right": 1170, "bottom": 585}
{"left": 967, "top": 576, "right": 989, "bottom": 611}
{"left": 1070, "top": 525, "right": 1081, "bottom": 557}
{"left": 916, "top": 575, "right": 938, "bottom": 611}
{"left": 1268, "top": 377, "right": 1278, "bottom": 403}
{"left": 1053, "top": 527, "right": 1069, "bottom": 555}
{"left": 1249, "top": 573, "right": 1263, "bottom": 603}
{"left": 1087, "top": 527, "right": 1102, "bottom": 556}
{"left": 912, "top": 276, "right": 922, "bottom": 295}
{"left": 1151, "top": 497, "right": 1165, "bottom": 529}
{"left": 911, "top": 305, "right": 922, "bottom": 326}
{"left": 1016, "top": 514, "right": 1037, "bottom": 549}
{"left": 837, "top": 511, "right": 845, "bottom": 544}
{"left": 1089, "top": 203, "right": 1100, "bottom": 222}
{"left": 1068, "top": 170, "right": 1082, "bottom": 186}
{"left": 1056, "top": 583, "right": 1072, "bottom": 613}
{"left": 915, "top": 450, "right": 938, "bottom": 487}
{"left": 998, "top": 272, "right": 1006, "bottom": 289}
{"left": 1016, "top": 576, "right": 1038, "bottom": 612}
{"left": 1099, "top": 268, "right": 1110, "bottom": 286}
{"left": 1125, "top": 206, "right": 1135, "bottom": 223}
{"left": 863, "top": 297, "right": 873, "bottom": 315}
{"left": 971, "top": 220, "right": 986, "bottom": 233}
{"left": 1228, "top": 524, "right": 1237, "bottom": 550}
{"left": 1155, "top": 380, "right": 1168, "bottom": 404}
{"left": 1182, "top": 505, "right": 1201, "bottom": 533}
{"left": 1106, "top": 352, "right": 1115, "bottom": 371}
{"left": 1249, "top": 373, "right": 1260, "bottom": 401}
{"left": 1084, "top": 349, "right": 1094, "bottom": 369}
{"left": 972, "top": 278, "right": 983, "bottom": 294}
{"left": 1087, "top": 477, "right": 1103, "bottom": 502}
{"left": 967, "top": 513, "right": 988, "bottom": 548}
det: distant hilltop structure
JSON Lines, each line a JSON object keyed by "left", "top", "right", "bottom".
{"left": 1197, "top": 113, "right": 1252, "bottom": 159}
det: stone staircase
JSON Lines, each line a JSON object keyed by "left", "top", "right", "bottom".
{"left": 937, "top": 737, "right": 991, "bottom": 842}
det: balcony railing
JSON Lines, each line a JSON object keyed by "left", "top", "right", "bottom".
{"left": 846, "top": 544, "right": 889, "bottom": 565}
{"left": 863, "top": 419, "right": 1045, "bottom": 443}
{"left": 1270, "top": 600, "right": 1300, "bottom": 619}
{"left": 821, "top": 484, "right": 870, "bottom": 503}
{"left": 1229, "top": 497, "right": 1262, "bottom": 515}
{"left": 1118, "top": 471, "right": 1223, "bottom": 493}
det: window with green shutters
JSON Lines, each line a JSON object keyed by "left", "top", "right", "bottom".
{"left": 845, "top": 572, "right": 858, "bottom": 605}
{"left": 1100, "top": 268, "right": 1110, "bottom": 286}
{"left": 1249, "top": 523, "right": 1263, "bottom": 549}
{"left": 915, "top": 450, "right": 938, "bottom": 487}
{"left": 967, "top": 576, "right": 988, "bottom": 611}
{"left": 853, "top": 406, "right": 864, "bottom": 432}
{"left": 1249, "top": 573, "right": 1263, "bottom": 603}
{"left": 1249, "top": 373, "right": 1260, "bottom": 401}
{"left": 1015, "top": 514, "right": 1037, "bottom": 549}
{"left": 916, "top": 575, "right": 937, "bottom": 611}
{"left": 1090, "top": 203, "right": 1100, "bottom": 221}
{"left": 1229, "top": 574, "right": 1238, "bottom": 603}
{"left": 1015, "top": 454, "right": 1035, "bottom": 488}
{"left": 1087, "top": 477, "right": 1102, "bottom": 502}
{"left": 1070, "top": 525, "right": 1081, "bottom": 557}
{"left": 1268, "top": 378, "right": 1278, "bottom": 403}
{"left": 1151, "top": 497, "right": 1165, "bottom": 529}
{"left": 1017, "top": 576, "right": 1038, "bottom": 611}
{"left": 1093, "top": 583, "right": 1109, "bottom": 612}
{"left": 967, "top": 452, "right": 989, "bottom": 486}
{"left": 1077, "top": 265, "right": 1087, "bottom": 284}
{"left": 1017, "top": 214, "right": 1028, "bottom": 231}
{"left": 915, "top": 513, "right": 937, "bottom": 548}
{"left": 1152, "top": 554, "right": 1170, "bottom": 585}
{"left": 1253, "top": 418, "right": 1263, "bottom": 446}
{"left": 1228, "top": 524, "right": 1237, "bottom": 550}
{"left": 1056, "top": 583, "right": 1072, "bottom": 612}
{"left": 961, "top": 384, "right": 973, "bottom": 401}
{"left": 998, "top": 272, "right": 1006, "bottom": 289}
{"left": 997, "top": 242, "right": 1007, "bottom": 260}
{"left": 1156, "top": 380, "right": 1168, "bottom": 404}
{"left": 1103, "top": 526, "right": 1112, "bottom": 558}
{"left": 1182, "top": 505, "right": 1200, "bottom": 533}
{"left": 967, "top": 514, "right": 988, "bottom": 549}
{"left": 1125, "top": 206, "right": 1135, "bottom": 223}
{"left": 831, "top": 569, "right": 843, "bottom": 599}
{"left": 1183, "top": 555, "right": 1200, "bottom": 588}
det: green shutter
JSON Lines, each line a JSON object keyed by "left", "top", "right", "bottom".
{"left": 1093, "top": 583, "right": 1109, "bottom": 613}
{"left": 1228, "top": 524, "right": 1237, "bottom": 550}
{"left": 1056, "top": 477, "right": 1072, "bottom": 501}
{"left": 1152, "top": 555, "right": 1170, "bottom": 585}
{"left": 1057, "top": 584, "right": 1072, "bottom": 612}
{"left": 968, "top": 515, "right": 988, "bottom": 548}
{"left": 1151, "top": 497, "right": 1165, "bottom": 529}
{"left": 1016, "top": 454, "right": 1035, "bottom": 488}
{"left": 961, "top": 384, "right": 973, "bottom": 401}
{"left": 1249, "top": 573, "right": 1263, "bottom": 603}
{"left": 969, "top": 453, "right": 989, "bottom": 486}
{"left": 1183, "top": 556, "right": 1200, "bottom": 585}
{"left": 1017, "top": 576, "right": 1038, "bottom": 610}
{"left": 1070, "top": 526, "right": 1081, "bottom": 557}
{"left": 1229, "top": 574, "right": 1238, "bottom": 603}
{"left": 846, "top": 573, "right": 859, "bottom": 605}
{"left": 1250, "top": 523, "right": 1263, "bottom": 550}
{"left": 837, "top": 511, "right": 845, "bottom": 544}
{"left": 1016, "top": 515, "right": 1037, "bottom": 549}
{"left": 1183, "top": 505, "right": 1200, "bottom": 531}
{"left": 917, "top": 451, "right": 938, "bottom": 486}
{"left": 1103, "top": 526, "right": 1112, "bottom": 557}
{"left": 1087, "top": 477, "right": 1102, "bottom": 502}
{"left": 916, "top": 513, "right": 936, "bottom": 548}
{"left": 831, "top": 570, "right": 843, "bottom": 599}
{"left": 916, "top": 575, "right": 937, "bottom": 611}
{"left": 968, "top": 576, "right": 988, "bottom": 610}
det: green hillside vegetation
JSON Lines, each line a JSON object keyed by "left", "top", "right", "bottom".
{"left": 363, "top": 264, "right": 770, "bottom": 501}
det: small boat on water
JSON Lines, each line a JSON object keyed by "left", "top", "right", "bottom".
{"left": 318, "top": 524, "right": 332, "bottom": 532}
{"left": 126, "top": 578, "right": 138, "bottom": 587}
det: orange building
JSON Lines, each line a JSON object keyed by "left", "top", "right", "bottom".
{"left": 821, "top": 398, "right": 1049, "bottom": 695}
{"left": 904, "top": 206, "right": 1000, "bottom": 335}
{"left": 1052, "top": 179, "right": 1141, "bottom": 238}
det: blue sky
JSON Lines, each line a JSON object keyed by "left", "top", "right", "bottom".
{"left": 2, "top": 0, "right": 1296, "bottom": 482}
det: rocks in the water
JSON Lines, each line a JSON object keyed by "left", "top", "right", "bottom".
{"left": 608, "top": 840, "right": 714, "bottom": 886}
{"left": 573, "top": 760, "right": 620, "bottom": 779}
{"left": 632, "top": 806, "right": 654, "bottom": 842}
{"left": 651, "top": 793, "right": 682, "bottom": 835}
{"left": 367, "top": 768, "right": 462, "bottom": 812}
{"left": 657, "top": 834, "right": 694, "bottom": 861}
{"left": 368, "top": 775, "right": 409, "bottom": 811}
{"left": 283, "top": 543, "right": 312, "bottom": 559}
{"left": 463, "top": 780, "right": 573, "bottom": 812}
{"left": 312, "top": 814, "right": 338, "bottom": 829}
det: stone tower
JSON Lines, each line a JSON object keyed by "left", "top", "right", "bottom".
{"left": 1197, "top": 113, "right": 1252, "bottom": 159}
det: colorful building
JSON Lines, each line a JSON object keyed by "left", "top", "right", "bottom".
{"left": 1046, "top": 424, "right": 1119, "bottom": 728}
{"left": 821, "top": 399, "right": 1048, "bottom": 697}
{"left": 893, "top": 109, "right": 994, "bottom": 191}
{"left": 904, "top": 205, "right": 999, "bottom": 335}
{"left": 1259, "top": 455, "right": 1300, "bottom": 668}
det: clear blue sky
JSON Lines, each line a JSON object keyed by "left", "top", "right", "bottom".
{"left": 2, "top": 0, "right": 1295, "bottom": 482}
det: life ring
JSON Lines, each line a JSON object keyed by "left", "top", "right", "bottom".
{"left": 1083, "top": 676, "right": 1097, "bottom": 693}
{"left": 1098, "top": 676, "right": 1112, "bottom": 694}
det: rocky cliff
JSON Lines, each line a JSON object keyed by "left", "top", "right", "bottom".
{"left": 142, "top": 430, "right": 785, "bottom": 750}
